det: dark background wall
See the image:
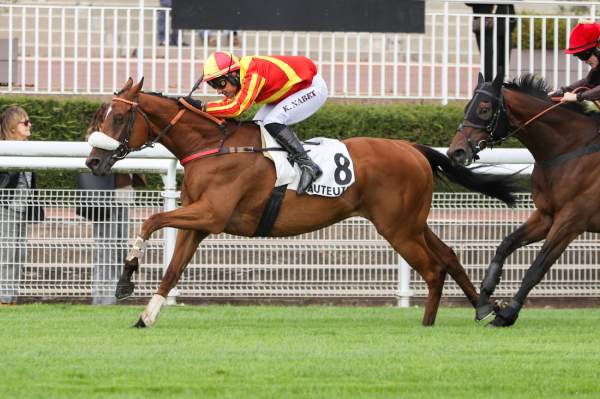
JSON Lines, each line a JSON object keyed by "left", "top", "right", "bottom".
{"left": 172, "top": 0, "right": 425, "bottom": 33}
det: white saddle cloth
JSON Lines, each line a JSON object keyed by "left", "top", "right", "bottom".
{"left": 260, "top": 125, "right": 356, "bottom": 197}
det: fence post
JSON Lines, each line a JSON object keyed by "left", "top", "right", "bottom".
{"left": 137, "top": 0, "right": 145, "bottom": 81}
{"left": 161, "top": 159, "right": 179, "bottom": 305}
{"left": 442, "top": 0, "right": 449, "bottom": 105}
{"left": 397, "top": 257, "right": 413, "bottom": 308}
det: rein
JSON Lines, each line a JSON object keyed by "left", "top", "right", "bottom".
{"left": 109, "top": 94, "right": 287, "bottom": 167}
{"left": 109, "top": 95, "right": 232, "bottom": 159}
{"left": 490, "top": 87, "right": 591, "bottom": 145}
{"left": 462, "top": 87, "right": 589, "bottom": 157}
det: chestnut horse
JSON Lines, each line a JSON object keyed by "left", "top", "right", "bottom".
{"left": 448, "top": 73, "right": 600, "bottom": 327}
{"left": 86, "top": 78, "right": 516, "bottom": 327}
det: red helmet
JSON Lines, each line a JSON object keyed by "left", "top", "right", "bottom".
{"left": 565, "top": 22, "right": 600, "bottom": 54}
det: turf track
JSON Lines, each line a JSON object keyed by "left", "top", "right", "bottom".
{"left": 1, "top": 305, "right": 599, "bottom": 399}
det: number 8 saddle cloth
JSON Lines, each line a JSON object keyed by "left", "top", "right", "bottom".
{"left": 259, "top": 124, "right": 356, "bottom": 197}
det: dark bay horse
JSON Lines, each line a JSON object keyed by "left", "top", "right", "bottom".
{"left": 448, "top": 73, "right": 600, "bottom": 327}
{"left": 86, "top": 77, "right": 517, "bottom": 327}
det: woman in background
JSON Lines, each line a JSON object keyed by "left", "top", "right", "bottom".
{"left": 0, "top": 106, "right": 44, "bottom": 305}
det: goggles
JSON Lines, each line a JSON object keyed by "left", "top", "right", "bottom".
{"left": 207, "top": 77, "right": 228, "bottom": 89}
{"left": 575, "top": 49, "right": 594, "bottom": 61}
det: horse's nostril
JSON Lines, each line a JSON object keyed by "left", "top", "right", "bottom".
{"left": 453, "top": 149, "right": 466, "bottom": 158}
{"left": 449, "top": 149, "right": 468, "bottom": 166}
{"left": 86, "top": 157, "right": 100, "bottom": 170}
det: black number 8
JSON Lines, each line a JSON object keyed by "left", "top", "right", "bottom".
{"left": 334, "top": 153, "right": 352, "bottom": 185}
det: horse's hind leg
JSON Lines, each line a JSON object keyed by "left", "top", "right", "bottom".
{"left": 135, "top": 229, "right": 207, "bottom": 328}
{"left": 477, "top": 210, "right": 551, "bottom": 321}
{"left": 382, "top": 231, "right": 446, "bottom": 326}
{"left": 424, "top": 226, "right": 478, "bottom": 307}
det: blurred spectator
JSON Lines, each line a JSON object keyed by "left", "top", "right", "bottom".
{"left": 205, "top": 30, "right": 240, "bottom": 47}
{"left": 466, "top": 3, "right": 516, "bottom": 81}
{"left": 0, "top": 106, "right": 45, "bottom": 305}
{"left": 79, "top": 103, "right": 145, "bottom": 305}
{"left": 158, "top": 0, "right": 186, "bottom": 46}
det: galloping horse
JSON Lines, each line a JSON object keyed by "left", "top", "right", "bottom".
{"left": 448, "top": 73, "right": 600, "bottom": 327}
{"left": 86, "top": 77, "right": 516, "bottom": 327}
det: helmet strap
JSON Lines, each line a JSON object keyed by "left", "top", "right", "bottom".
{"left": 226, "top": 71, "right": 241, "bottom": 90}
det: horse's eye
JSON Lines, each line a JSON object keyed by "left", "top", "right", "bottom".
{"left": 476, "top": 102, "right": 492, "bottom": 121}
{"left": 113, "top": 115, "right": 124, "bottom": 124}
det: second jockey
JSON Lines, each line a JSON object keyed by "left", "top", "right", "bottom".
{"left": 201, "top": 51, "right": 328, "bottom": 195}
{"left": 553, "top": 21, "right": 600, "bottom": 102}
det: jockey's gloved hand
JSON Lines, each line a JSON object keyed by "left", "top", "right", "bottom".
{"left": 548, "top": 88, "right": 565, "bottom": 97}
{"left": 182, "top": 96, "right": 205, "bottom": 111}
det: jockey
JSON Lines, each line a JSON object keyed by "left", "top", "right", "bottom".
{"left": 553, "top": 21, "right": 600, "bottom": 102}
{"left": 201, "top": 51, "right": 328, "bottom": 195}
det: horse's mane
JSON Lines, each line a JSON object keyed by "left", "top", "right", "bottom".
{"left": 503, "top": 74, "right": 551, "bottom": 100}
{"left": 503, "top": 73, "right": 595, "bottom": 117}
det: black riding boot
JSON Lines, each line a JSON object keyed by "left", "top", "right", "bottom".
{"left": 265, "top": 123, "right": 322, "bottom": 195}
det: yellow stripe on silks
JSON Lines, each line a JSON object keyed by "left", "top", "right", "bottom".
{"left": 241, "top": 76, "right": 265, "bottom": 111}
{"left": 206, "top": 74, "right": 263, "bottom": 117}
{"left": 253, "top": 56, "right": 303, "bottom": 104}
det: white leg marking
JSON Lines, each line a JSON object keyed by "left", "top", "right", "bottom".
{"left": 141, "top": 294, "right": 166, "bottom": 327}
{"left": 126, "top": 236, "right": 147, "bottom": 261}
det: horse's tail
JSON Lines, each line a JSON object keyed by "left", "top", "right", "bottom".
{"left": 412, "top": 144, "right": 518, "bottom": 207}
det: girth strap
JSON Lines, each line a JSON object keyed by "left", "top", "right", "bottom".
{"left": 537, "top": 143, "right": 600, "bottom": 168}
{"left": 253, "top": 185, "right": 288, "bottom": 237}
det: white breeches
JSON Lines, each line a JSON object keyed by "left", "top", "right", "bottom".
{"left": 253, "top": 73, "right": 328, "bottom": 126}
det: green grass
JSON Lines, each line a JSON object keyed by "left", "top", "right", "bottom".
{"left": 1, "top": 305, "right": 599, "bottom": 399}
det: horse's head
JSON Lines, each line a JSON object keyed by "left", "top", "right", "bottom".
{"left": 86, "top": 77, "right": 150, "bottom": 175}
{"left": 447, "top": 73, "right": 509, "bottom": 166}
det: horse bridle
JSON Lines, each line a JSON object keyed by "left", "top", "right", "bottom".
{"left": 109, "top": 97, "right": 184, "bottom": 159}
{"left": 109, "top": 96, "right": 235, "bottom": 160}
{"left": 459, "top": 85, "right": 575, "bottom": 162}
{"left": 458, "top": 87, "right": 507, "bottom": 160}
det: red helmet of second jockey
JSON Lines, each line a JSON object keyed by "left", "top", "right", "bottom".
{"left": 202, "top": 51, "right": 241, "bottom": 88}
{"left": 565, "top": 21, "right": 600, "bottom": 54}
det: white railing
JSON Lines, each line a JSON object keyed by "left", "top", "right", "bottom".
{"left": 1, "top": 142, "right": 600, "bottom": 302}
{"left": 1, "top": 1, "right": 599, "bottom": 100}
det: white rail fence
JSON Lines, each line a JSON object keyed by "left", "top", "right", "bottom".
{"left": 1, "top": 1, "right": 599, "bottom": 100}
{"left": 1, "top": 142, "right": 600, "bottom": 302}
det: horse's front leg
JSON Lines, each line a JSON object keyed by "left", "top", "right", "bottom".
{"left": 489, "top": 210, "right": 582, "bottom": 327}
{"left": 134, "top": 229, "right": 208, "bottom": 328}
{"left": 116, "top": 198, "right": 230, "bottom": 301}
{"left": 476, "top": 210, "right": 551, "bottom": 321}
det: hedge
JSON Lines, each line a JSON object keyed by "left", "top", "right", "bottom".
{"left": 513, "top": 14, "right": 569, "bottom": 51}
{"left": 0, "top": 95, "right": 525, "bottom": 190}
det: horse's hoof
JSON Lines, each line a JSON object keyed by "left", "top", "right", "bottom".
{"left": 133, "top": 317, "right": 146, "bottom": 328}
{"left": 475, "top": 304, "right": 495, "bottom": 322}
{"left": 115, "top": 281, "right": 135, "bottom": 300}
{"left": 486, "top": 315, "right": 515, "bottom": 328}
{"left": 486, "top": 306, "right": 519, "bottom": 328}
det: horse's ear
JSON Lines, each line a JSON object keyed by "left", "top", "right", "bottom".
{"left": 131, "top": 77, "right": 145, "bottom": 94}
{"left": 122, "top": 77, "right": 133, "bottom": 92}
{"left": 492, "top": 74, "right": 503, "bottom": 93}
{"left": 477, "top": 72, "right": 485, "bottom": 87}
